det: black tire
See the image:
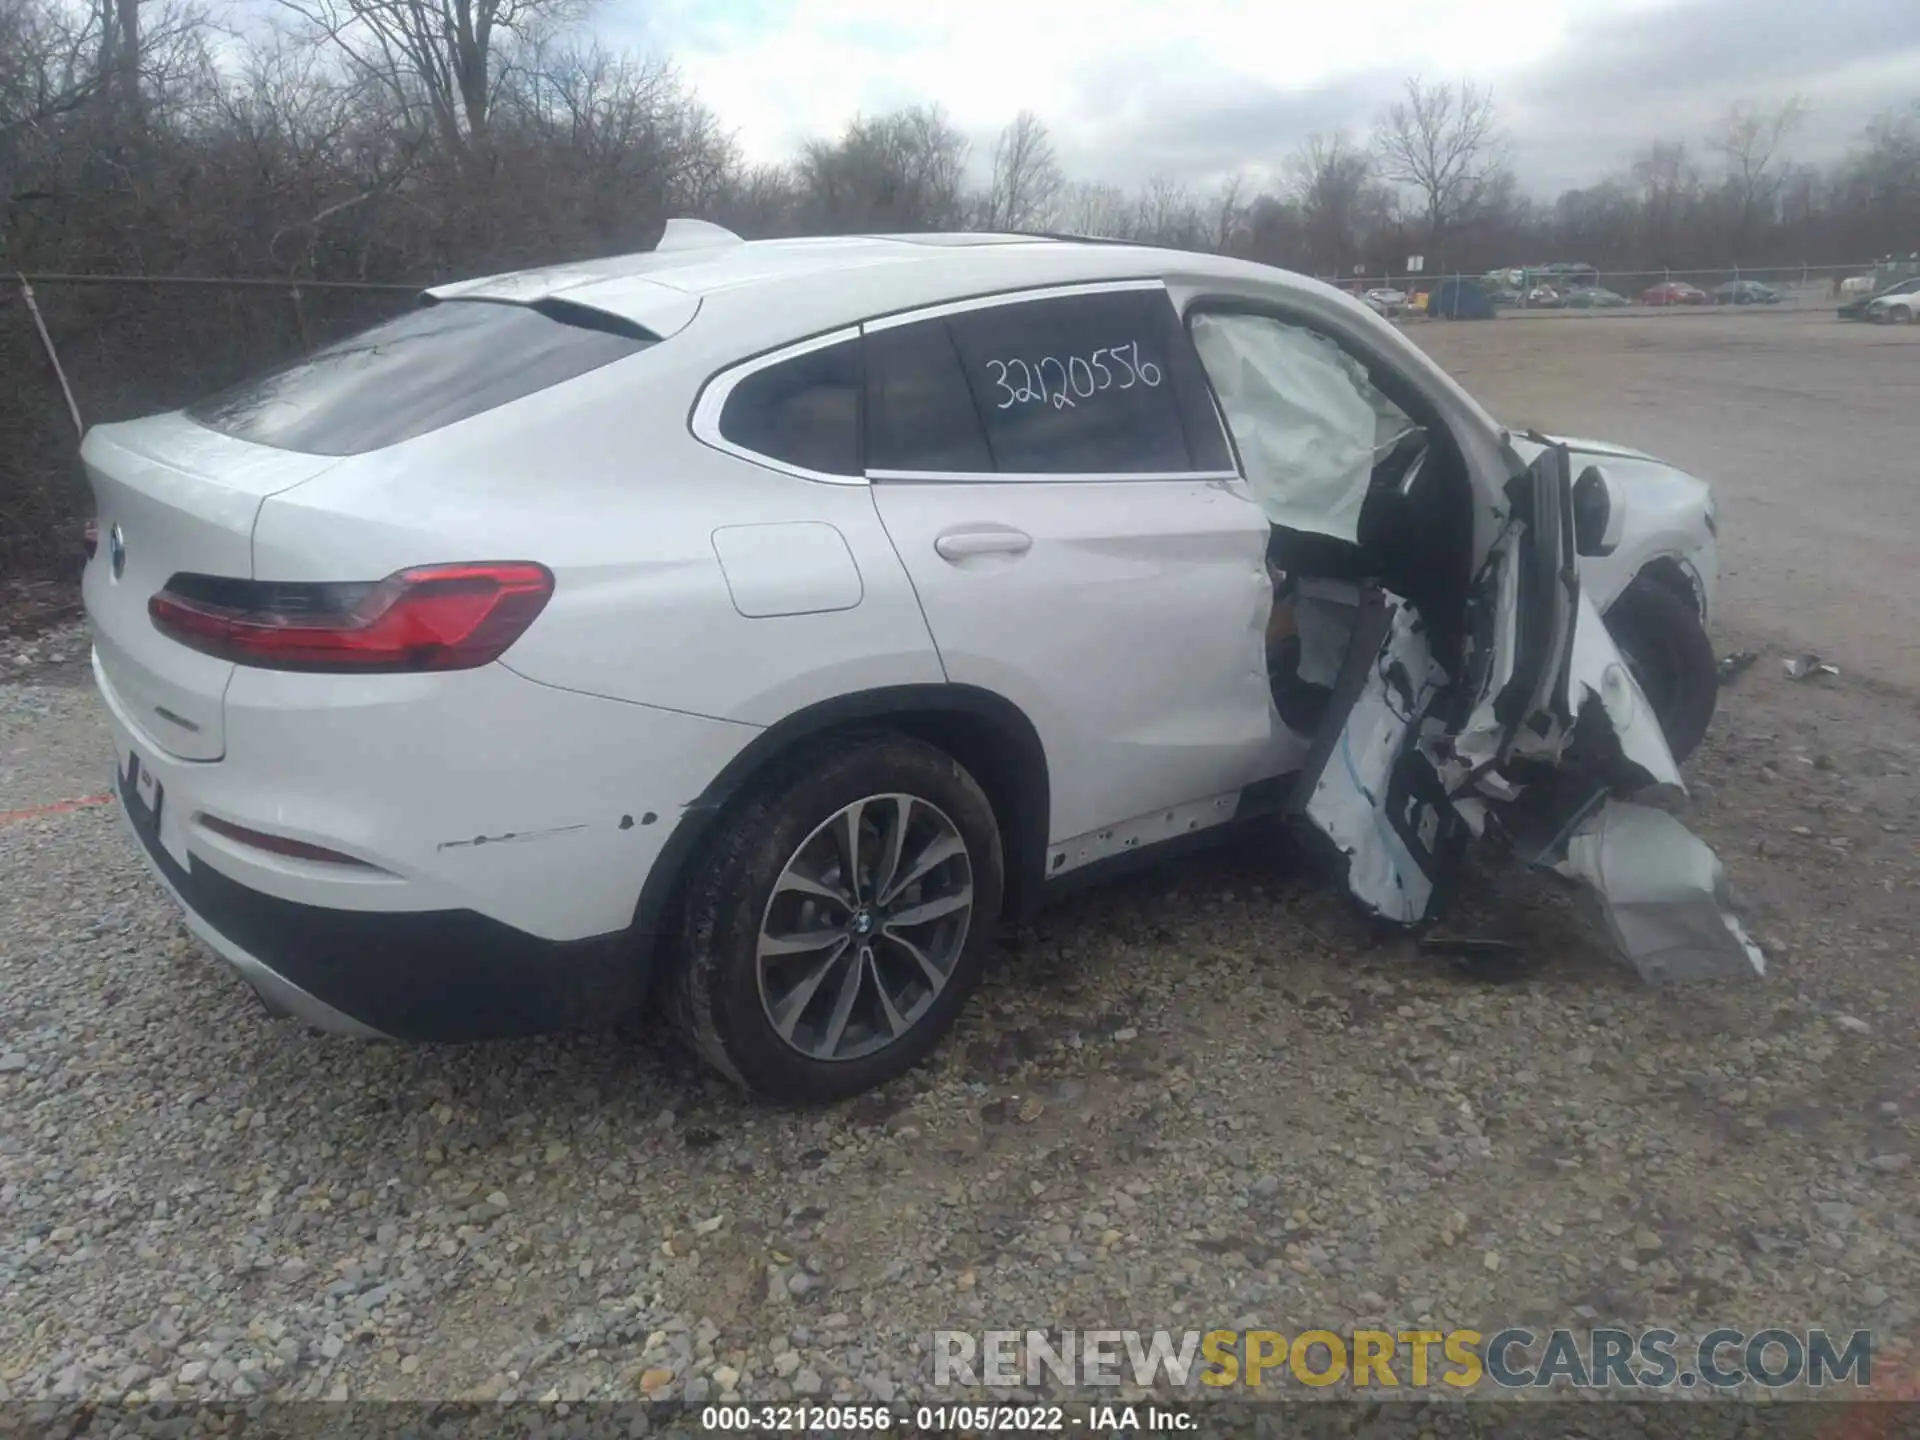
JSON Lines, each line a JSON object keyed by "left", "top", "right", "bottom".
{"left": 668, "top": 733, "right": 1004, "bottom": 1103}
{"left": 1602, "top": 578, "right": 1718, "bottom": 764}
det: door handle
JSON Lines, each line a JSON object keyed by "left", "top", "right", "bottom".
{"left": 933, "top": 527, "right": 1033, "bottom": 562}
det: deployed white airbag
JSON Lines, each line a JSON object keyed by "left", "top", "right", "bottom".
{"left": 1191, "top": 312, "right": 1380, "bottom": 542}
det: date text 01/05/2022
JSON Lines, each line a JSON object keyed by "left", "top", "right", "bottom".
{"left": 698, "top": 1403, "right": 1197, "bottom": 1432}
{"left": 985, "top": 341, "right": 1164, "bottom": 411}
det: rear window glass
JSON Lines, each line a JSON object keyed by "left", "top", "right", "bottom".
{"left": 717, "top": 338, "right": 863, "bottom": 477}
{"left": 185, "top": 299, "right": 655, "bottom": 456}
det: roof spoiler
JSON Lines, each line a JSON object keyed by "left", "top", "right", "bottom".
{"left": 656, "top": 218, "right": 744, "bottom": 252}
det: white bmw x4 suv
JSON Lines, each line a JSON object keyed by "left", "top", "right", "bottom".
{"left": 83, "top": 222, "right": 1757, "bottom": 1102}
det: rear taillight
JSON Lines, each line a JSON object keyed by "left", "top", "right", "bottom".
{"left": 148, "top": 562, "right": 554, "bottom": 672}
{"left": 83, "top": 518, "right": 99, "bottom": 561}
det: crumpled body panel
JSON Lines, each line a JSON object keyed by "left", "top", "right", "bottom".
{"left": 1302, "top": 573, "right": 1761, "bottom": 986}
{"left": 1299, "top": 601, "right": 1449, "bottom": 924}
{"left": 1553, "top": 802, "right": 1766, "bottom": 982}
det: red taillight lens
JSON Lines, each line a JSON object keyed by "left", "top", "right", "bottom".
{"left": 148, "top": 562, "right": 554, "bottom": 672}
{"left": 83, "top": 519, "right": 99, "bottom": 560}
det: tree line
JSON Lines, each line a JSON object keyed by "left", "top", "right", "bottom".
{"left": 6, "top": 0, "right": 1917, "bottom": 283}
{"left": 2, "top": 0, "right": 1916, "bottom": 570}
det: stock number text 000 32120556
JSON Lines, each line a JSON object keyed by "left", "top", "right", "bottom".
{"left": 983, "top": 341, "right": 1163, "bottom": 412}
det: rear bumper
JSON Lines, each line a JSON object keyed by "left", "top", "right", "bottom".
{"left": 116, "top": 764, "right": 649, "bottom": 1041}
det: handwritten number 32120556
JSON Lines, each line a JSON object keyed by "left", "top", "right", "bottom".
{"left": 985, "top": 342, "right": 1163, "bottom": 411}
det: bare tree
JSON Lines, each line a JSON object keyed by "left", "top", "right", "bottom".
{"left": 278, "top": 0, "right": 588, "bottom": 154}
{"left": 1204, "top": 173, "right": 1247, "bottom": 253}
{"left": 983, "top": 108, "right": 1061, "bottom": 231}
{"left": 1133, "top": 175, "right": 1201, "bottom": 248}
{"left": 1842, "top": 100, "right": 1920, "bottom": 254}
{"left": 2, "top": 0, "right": 111, "bottom": 172}
{"left": 1286, "top": 129, "right": 1387, "bottom": 274}
{"left": 1373, "top": 76, "right": 1509, "bottom": 266}
{"left": 796, "top": 105, "right": 969, "bottom": 233}
{"left": 1242, "top": 192, "right": 1303, "bottom": 267}
{"left": 7, "top": 10, "right": 1920, "bottom": 584}
{"left": 1550, "top": 179, "right": 1635, "bottom": 266}
{"left": 1627, "top": 139, "right": 1698, "bottom": 261}
{"left": 711, "top": 160, "right": 800, "bottom": 237}
{"left": 1711, "top": 97, "right": 1807, "bottom": 251}
{"left": 1054, "top": 179, "right": 1133, "bottom": 237}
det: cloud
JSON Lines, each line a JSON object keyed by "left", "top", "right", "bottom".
{"left": 1501, "top": 0, "right": 1920, "bottom": 190}
{"left": 607, "top": 0, "right": 1920, "bottom": 198}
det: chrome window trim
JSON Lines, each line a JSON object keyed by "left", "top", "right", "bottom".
{"left": 867, "top": 468, "right": 1243, "bottom": 485}
{"left": 861, "top": 276, "right": 1168, "bottom": 332}
{"left": 689, "top": 279, "right": 1245, "bottom": 486}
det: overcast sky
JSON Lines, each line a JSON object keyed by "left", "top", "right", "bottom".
{"left": 605, "top": 0, "right": 1920, "bottom": 197}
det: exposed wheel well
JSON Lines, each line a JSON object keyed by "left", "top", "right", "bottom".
{"left": 628, "top": 685, "right": 1052, "bottom": 972}
{"left": 1627, "top": 555, "right": 1705, "bottom": 622}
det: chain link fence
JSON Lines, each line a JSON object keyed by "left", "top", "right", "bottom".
{"left": 3, "top": 274, "right": 419, "bottom": 578}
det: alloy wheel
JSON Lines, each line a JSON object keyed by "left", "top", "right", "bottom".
{"left": 756, "top": 793, "right": 974, "bottom": 1063}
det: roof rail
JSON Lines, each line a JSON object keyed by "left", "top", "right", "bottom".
{"left": 1008, "top": 230, "right": 1143, "bottom": 247}
{"left": 656, "top": 218, "right": 745, "bottom": 252}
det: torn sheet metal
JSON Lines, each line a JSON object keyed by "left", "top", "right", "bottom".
{"left": 1428, "top": 521, "right": 1527, "bottom": 793}
{"left": 1550, "top": 801, "right": 1766, "bottom": 982}
{"left": 1301, "top": 600, "right": 1452, "bottom": 923}
{"left": 1565, "top": 589, "right": 1685, "bottom": 797}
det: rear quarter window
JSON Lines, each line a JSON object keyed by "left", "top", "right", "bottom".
{"left": 715, "top": 337, "right": 864, "bottom": 478}
{"left": 185, "top": 299, "right": 656, "bottom": 456}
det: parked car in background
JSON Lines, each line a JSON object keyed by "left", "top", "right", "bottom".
{"left": 1542, "top": 262, "right": 1599, "bottom": 287}
{"left": 1563, "top": 286, "right": 1630, "bottom": 309}
{"left": 1364, "top": 287, "right": 1407, "bottom": 315}
{"left": 1712, "top": 280, "right": 1780, "bottom": 305}
{"left": 1867, "top": 291, "right": 1919, "bottom": 324}
{"left": 1525, "top": 285, "right": 1562, "bottom": 307}
{"left": 1641, "top": 281, "right": 1709, "bottom": 307}
{"left": 81, "top": 223, "right": 1756, "bottom": 1102}
{"left": 1839, "top": 276, "right": 1920, "bottom": 321}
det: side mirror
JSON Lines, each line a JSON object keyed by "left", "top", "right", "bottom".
{"left": 1572, "top": 464, "right": 1626, "bottom": 558}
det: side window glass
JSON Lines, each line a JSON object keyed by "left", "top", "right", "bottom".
{"left": 863, "top": 318, "right": 993, "bottom": 473}
{"left": 942, "top": 289, "right": 1224, "bottom": 475}
{"left": 717, "top": 338, "right": 862, "bottom": 476}
{"left": 1189, "top": 311, "right": 1414, "bottom": 542}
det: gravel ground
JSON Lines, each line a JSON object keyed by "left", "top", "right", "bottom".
{"left": 3, "top": 318, "right": 1917, "bottom": 1411}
